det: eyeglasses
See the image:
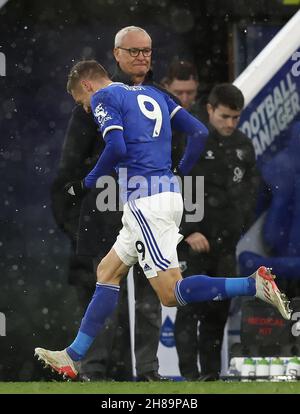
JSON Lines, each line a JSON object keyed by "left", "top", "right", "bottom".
{"left": 117, "top": 47, "right": 152, "bottom": 57}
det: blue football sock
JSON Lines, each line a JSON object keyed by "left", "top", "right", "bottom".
{"left": 175, "top": 275, "right": 256, "bottom": 305}
{"left": 66, "top": 282, "right": 119, "bottom": 361}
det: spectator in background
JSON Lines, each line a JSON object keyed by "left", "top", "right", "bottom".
{"left": 164, "top": 67, "right": 260, "bottom": 381}
{"left": 162, "top": 60, "right": 199, "bottom": 110}
{"left": 161, "top": 60, "right": 202, "bottom": 168}
{"left": 51, "top": 25, "right": 176, "bottom": 381}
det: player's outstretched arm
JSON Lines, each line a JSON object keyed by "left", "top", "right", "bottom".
{"left": 84, "top": 129, "right": 127, "bottom": 188}
{"left": 172, "top": 109, "right": 208, "bottom": 175}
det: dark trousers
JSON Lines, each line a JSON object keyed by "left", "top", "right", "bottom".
{"left": 133, "top": 265, "right": 161, "bottom": 376}
{"left": 175, "top": 299, "right": 231, "bottom": 379}
{"left": 175, "top": 250, "right": 236, "bottom": 379}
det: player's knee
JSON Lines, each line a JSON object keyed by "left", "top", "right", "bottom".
{"left": 96, "top": 258, "right": 123, "bottom": 284}
{"left": 159, "top": 290, "right": 177, "bottom": 307}
{"left": 161, "top": 297, "right": 176, "bottom": 307}
{"left": 96, "top": 259, "right": 113, "bottom": 283}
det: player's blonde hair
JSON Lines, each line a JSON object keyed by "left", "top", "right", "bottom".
{"left": 114, "top": 26, "right": 151, "bottom": 48}
{"left": 67, "top": 60, "right": 109, "bottom": 93}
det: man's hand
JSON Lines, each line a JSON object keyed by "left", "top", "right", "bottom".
{"left": 185, "top": 232, "right": 210, "bottom": 253}
{"left": 64, "top": 180, "right": 88, "bottom": 197}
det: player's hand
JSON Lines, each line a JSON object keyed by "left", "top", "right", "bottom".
{"left": 185, "top": 232, "right": 210, "bottom": 253}
{"left": 64, "top": 180, "right": 88, "bottom": 197}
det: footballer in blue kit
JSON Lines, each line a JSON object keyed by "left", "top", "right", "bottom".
{"left": 35, "top": 60, "right": 291, "bottom": 380}
{"left": 86, "top": 81, "right": 201, "bottom": 201}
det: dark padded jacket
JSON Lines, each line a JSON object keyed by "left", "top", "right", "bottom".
{"left": 179, "top": 102, "right": 260, "bottom": 256}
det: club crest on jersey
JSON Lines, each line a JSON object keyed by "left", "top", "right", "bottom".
{"left": 94, "top": 103, "right": 112, "bottom": 126}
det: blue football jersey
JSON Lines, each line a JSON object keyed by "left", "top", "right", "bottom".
{"left": 91, "top": 82, "right": 182, "bottom": 200}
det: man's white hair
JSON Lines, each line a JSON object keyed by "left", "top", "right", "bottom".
{"left": 114, "top": 26, "right": 151, "bottom": 48}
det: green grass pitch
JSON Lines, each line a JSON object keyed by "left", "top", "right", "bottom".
{"left": 1, "top": 381, "right": 300, "bottom": 394}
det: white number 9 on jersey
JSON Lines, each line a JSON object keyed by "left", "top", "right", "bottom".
{"left": 137, "top": 94, "right": 162, "bottom": 138}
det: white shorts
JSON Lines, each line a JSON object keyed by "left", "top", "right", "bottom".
{"left": 113, "top": 192, "right": 184, "bottom": 278}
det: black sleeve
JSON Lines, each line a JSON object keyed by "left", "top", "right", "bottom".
{"left": 179, "top": 219, "right": 201, "bottom": 239}
{"left": 57, "top": 105, "right": 101, "bottom": 184}
{"left": 51, "top": 105, "right": 102, "bottom": 230}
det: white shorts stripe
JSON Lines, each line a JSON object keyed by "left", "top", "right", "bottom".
{"left": 129, "top": 202, "right": 168, "bottom": 271}
{"left": 132, "top": 200, "right": 171, "bottom": 266}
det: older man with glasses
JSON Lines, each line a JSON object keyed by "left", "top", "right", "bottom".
{"left": 116, "top": 47, "right": 152, "bottom": 56}
{"left": 113, "top": 27, "right": 152, "bottom": 86}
